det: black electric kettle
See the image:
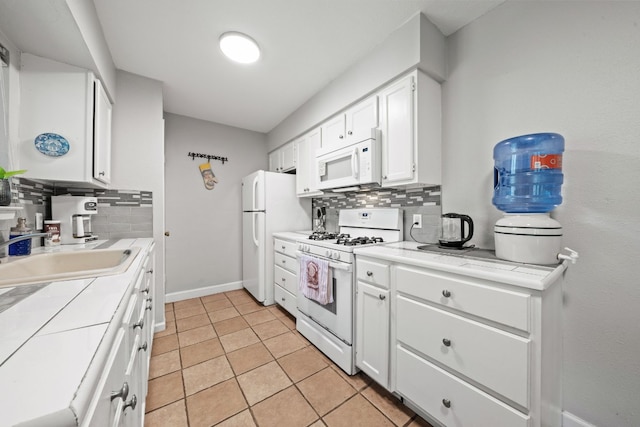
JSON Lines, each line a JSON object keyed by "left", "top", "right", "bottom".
{"left": 439, "top": 213, "right": 474, "bottom": 248}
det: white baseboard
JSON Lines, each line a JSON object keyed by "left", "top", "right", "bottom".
{"left": 154, "top": 321, "right": 166, "bottom": 333}
{"left": 165, "top": 281, "right": 243, "bottom": 303}
{"left": 563, "top": 411, "right": 597, "bottom": 427}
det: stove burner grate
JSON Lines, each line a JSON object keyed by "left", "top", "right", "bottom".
{"left": 337, "top": 236, "right": 384, "bottom": 246}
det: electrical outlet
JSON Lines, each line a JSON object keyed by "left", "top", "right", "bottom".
{"left": 412, "top": 214, "right": 422, "bottom": 229}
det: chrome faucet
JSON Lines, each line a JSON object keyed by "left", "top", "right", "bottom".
{"left": 0, "top": 232, "right": 51, "bottom": 258}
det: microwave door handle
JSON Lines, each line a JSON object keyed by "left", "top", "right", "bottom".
{"left": 352, "top": 147, "right": 359, "bottom": 179}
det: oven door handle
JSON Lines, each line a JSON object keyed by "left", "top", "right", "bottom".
{"left": 296, "top": 252, "right": 352, "bottom": 272}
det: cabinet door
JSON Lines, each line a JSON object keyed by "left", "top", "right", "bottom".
{"left": 296, "top": 128, "right": 323, "bottom": 197}
{"left": 379, "top": 74, "right": 415, "bottom": 186}
{"left": 93, "top": 78, "right": 112, "bottom": 184}
{"left": 268, "top": 150, "right": 281, "bottom": 172}
{"left": 346, "top": 95, "right": 378, "bottom": 144}
{"left": 321, "top": 114, "right": 346, "bottom": 150}
{"left": 356, "top": 281, "right": 390, "bottom": 388}
{"left": 281, "top": 141, "right": 296, "bottom": 172}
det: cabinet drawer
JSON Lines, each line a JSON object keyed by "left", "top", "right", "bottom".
{"left": 274, "top": 285, "right": 297, "bottom": 317}
{"left": 274, "top": 252, "right": 297, "bottom": 274}
{"left": 395, "top": 265, "right": 530, "bottom": 332}
{"left": 274, "top": 238, "right": 298, "bottom": 257}
{"left": 396, "top": 295, "right": 530, "bottom": 408}
{"left": 356, "top": 258, "right": 390, "bottom": 289}
{"left": 274, "top": 265, "right": 297, "bottom": 295}
{"left": 396, "top": 346, "right": 530, "bottom": 427}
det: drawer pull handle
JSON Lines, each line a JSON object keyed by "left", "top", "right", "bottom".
{"left": 123, "top": 394, "right": 137, "bottom": 411}
{"left": 147, "top": 269, "right": 154, "bottom": 274}
{"left": 379, "top": 294, "right": 386, "bottom": 300}
{"left": 442, "top": 338, "right": 451, "bottom": 347}
{"left": 282, "top": 260, "right": 286, "bottom": 263}
{"left": 282, "top": 245, "right": 286, "bottom": 250}
{"left": 141, "top": 287, "right": 150, "bottom": 294}
{"left": 366, "top": 271, "right": 373, "bottom": 276}
{"left": 442, "top": 398, "right": 451, "bottom": 409}
{"left": 139, "top": 342, "right": 148, "bottom": 352}
{"left": 110, "top": 382, "right": 129, "bottom": 402}
{"left": 146, "top": 302, "right": 153, "bottom": 311}
{"left": 442, "top": 290, "right": 451, "bottom": 298}
{"left": 133, "top": 319, "right": 144, "bottom": 329}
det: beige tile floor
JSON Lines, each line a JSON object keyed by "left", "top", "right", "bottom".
{"left": 144, "top": 289, "right": 435, "bottom": 427}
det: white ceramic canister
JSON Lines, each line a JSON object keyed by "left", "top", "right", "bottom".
{"left": 494, "top": 213, "right": 562, "bottom": 265}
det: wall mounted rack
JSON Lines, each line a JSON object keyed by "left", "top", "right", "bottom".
{"left": 187, "top": 152, "right": 228, "bottom": 164}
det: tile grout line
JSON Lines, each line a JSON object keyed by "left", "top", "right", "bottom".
{"left": 149, "top": 292, "right": 426, "bottom": 426}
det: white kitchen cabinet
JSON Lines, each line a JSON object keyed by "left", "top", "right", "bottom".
{"left": 19, "top": 53, "right": 112, "bottom": 187}
{"left": 321, "top": 95, "right": 378, "bottom": 151}
{"left": 295, "top": 127, "right": 323, "bottom": 197}
{"left": 378, "top": 69, "right": 441, "bottom": 188}
{"left": 353, "top": 243, "right": 564, "bottom": 427}
{"left": 269, "top": 141, "right": 296, "bottom": 173}
{"left": 273, "top": 236, "right": 299, "bottom": 317}
{"left": 355, "top": 257, "right": 391, "bottom": 388}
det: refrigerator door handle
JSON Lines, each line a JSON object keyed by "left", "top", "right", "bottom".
{"left": 252, "top": 176, "right": 259, "bottom": 211}
{"left": 252, "top": 212, "right": 259, "bottom": 247}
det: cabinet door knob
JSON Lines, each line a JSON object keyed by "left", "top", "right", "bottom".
{"left": 282, "top": 277, "right": 286, "bottom": 281}
{"left": 382, "top": 175, "right": 387, "bottom": 180}
{"left": 281, "top": 296, "right": 286, "bottom": 301}
{"left": 379, "top": 294, "right": 386, "bottom": 300}
{"left": 146, "top": 302, "right": 153, "bottom": 311}
{"left": 442, "top": 338, "right": 451, "bottom": 347}
{"left": 123, "top": 394, "right": 137, "bottom": 411}
{"left": 165, "top": 231, "right": 171, "bottom": 237}
{"left": 110, "top": 382, "right": 129, "bottom": 402}
{"left": 282, "top": 260, "right": 286, "bottom": 264}
{"left": 139, "top": 342, "right": 148, "bottom": 352}
{"left": 133, "top": 319, "right": 144, "bottom": 329}
{"left": 347, "top": 130, "right": 353, "bottom": 135}
{"left": 442, "top": 398, "right": 451, "bottom": 408}
{"left": 366, "top": 271, "right": 373, "bottom": 276}
{"left": 442, "top": 290, "right": 451, "bottom": 298}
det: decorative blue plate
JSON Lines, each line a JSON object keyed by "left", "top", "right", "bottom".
{"left": 34, "top": 133, "right": 70, "bottom": 157}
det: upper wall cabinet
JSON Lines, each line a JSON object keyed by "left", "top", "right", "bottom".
{"left": 321, "top": 95, "right": 379, "bottom": 151}
{"left": 19, "top": 54, "right": 112, "bottom": 188}
{"left": 378, "top": 70, "right": 441, "bottom": 188}
{"left": 295, "top": 127, "right": 323, "bottom": 197}
{"left": 269, "top": 140, "right": 296, "bottom": 173}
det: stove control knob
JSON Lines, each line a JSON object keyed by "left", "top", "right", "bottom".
{"left": 332, "top": 251, "right": 340, "bottom": 260}
{"left": 305, "top": 245, "right": 310, "bottom": 252}
{"left": 298, "top": 244, "right": 303, "bottom": 251}
{"left": 326, "top": 250, "right": 332, "bottom": 258}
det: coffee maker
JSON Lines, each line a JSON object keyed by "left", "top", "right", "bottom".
{"left": 51, "top": 195, "right": 99, "bottom": 244}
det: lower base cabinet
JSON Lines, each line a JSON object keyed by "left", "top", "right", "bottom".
{"left": 83, "top": 243, "right": 155, "bottom": 427}
{"left": 273, "top": 236, "right": 299, "bottom": 317}
{"left": 353, "top": 246, "right": 564, "bottom": 427}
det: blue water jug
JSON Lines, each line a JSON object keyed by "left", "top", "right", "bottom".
{"left": 492, "top": 133, "right": 564, "bottom": 213}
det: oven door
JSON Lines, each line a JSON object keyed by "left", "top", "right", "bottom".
{"left": 296, "top": 252, "right": 354, "bottom": 344}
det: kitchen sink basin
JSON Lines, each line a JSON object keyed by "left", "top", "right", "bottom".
{"left": 0, "top": 247, "right": 140, "bottom": 288}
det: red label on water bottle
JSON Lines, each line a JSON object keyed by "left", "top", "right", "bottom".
{"left": 531, "top": 154, "right": 562, "bottom": 170}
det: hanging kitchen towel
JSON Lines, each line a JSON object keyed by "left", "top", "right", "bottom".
{"left": 199, "top": 162, "right": 218, "bottom": 190}
{"left": 299, "top": 254, "right": 333, "bottom": 305}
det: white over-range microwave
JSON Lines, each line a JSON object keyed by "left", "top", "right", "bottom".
{"left": 316, "top": 129, "right": 381, "bottom": 191}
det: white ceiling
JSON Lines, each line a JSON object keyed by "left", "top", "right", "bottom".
{"left": 1, "top": 0, "right": 506, "bottom": 133}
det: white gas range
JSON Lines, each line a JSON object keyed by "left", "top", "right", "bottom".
{"left": 295, "top": 208, "right": 403, "bottom": 374}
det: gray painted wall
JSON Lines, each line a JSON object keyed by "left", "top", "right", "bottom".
{"left": 443, "top": 3, "right": 640, "bottom": 426}
{"left": 164, "top": 113, "right": 267, "bottom": 296}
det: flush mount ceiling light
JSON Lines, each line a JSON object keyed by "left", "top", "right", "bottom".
{"left": 219, "top": 32, "right": 260, "bottom": 64}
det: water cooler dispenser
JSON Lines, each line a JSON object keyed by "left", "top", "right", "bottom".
{"left": 492, "top": 132, "right": 575, "bottom": 264}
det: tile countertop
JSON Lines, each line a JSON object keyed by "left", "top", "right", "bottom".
{"left": 353, "top": 241, "right": 568, "bottom": 292}
{"left": 272, "top": 230, "right": 314, "bottom": 241}
{"left": 0, "top": 238, "right": 154, "bottom": 427}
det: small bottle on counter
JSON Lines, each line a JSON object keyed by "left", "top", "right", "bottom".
{"left": 44, "top": 220, "right": 61, "bottom": 247}
{"left": 9, "top": 217, "right": 32, "bottom": 256}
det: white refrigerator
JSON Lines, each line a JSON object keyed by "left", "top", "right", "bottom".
{"left": 242, "top": 170, "right": 311, "bottom": 305}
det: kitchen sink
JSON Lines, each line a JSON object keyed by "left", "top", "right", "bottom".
{"left": 0, "top": 247, "right": 140, "bottom": 288}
